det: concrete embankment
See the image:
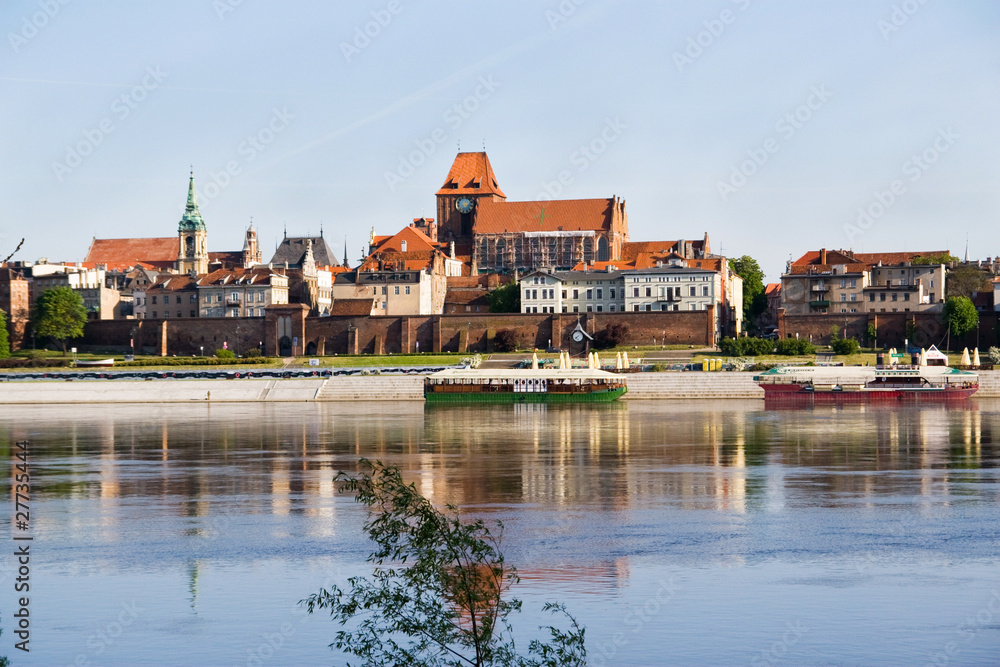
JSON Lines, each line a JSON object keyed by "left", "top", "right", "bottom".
{"left": 2, "top": 370, "right": 999, "bottom": 403}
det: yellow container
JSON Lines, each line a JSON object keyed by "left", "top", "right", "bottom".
{"left": 702, "top": 359, "right": 709, "bottom": 371}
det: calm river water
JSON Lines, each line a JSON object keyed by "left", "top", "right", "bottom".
{"left": 0, "top": 400, "right": 998, "bottom": 666}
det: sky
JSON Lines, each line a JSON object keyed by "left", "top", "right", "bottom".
{"left": 1, "top": 0, "right": 997, "bottom": 281}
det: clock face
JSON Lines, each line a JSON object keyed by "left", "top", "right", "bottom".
{"left": 572, "top": 330, "right": 584, "bottom": 342}
{"left": 456, "top": 197, "right": 475, "bottom": 214}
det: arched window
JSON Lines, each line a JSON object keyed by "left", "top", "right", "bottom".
{"left": 597, "top": 236, "right": 610, "bottom": 262}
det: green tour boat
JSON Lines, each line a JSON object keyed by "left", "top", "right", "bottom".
{"left": 424, "top": 368, "right": 628, "bottom": 403}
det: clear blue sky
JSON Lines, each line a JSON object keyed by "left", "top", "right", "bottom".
{"left": 2, "top": 0, "right": 997, "bottom": 280}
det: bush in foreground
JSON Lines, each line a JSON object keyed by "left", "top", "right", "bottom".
{"left": 830, "top": 337, "right": 860, "bottom": 355}
{"left": 719, "top": 337, "right": 773, "bottom": 357}
{"left": 303, "top": 459, "right": 587, "bottom": 667}
{"left": 774, "top": 338, "right": 815, "bottom": 356}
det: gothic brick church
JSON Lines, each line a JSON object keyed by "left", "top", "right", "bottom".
{"left": 434, "top": 152, "right": 629, "bottom": 273}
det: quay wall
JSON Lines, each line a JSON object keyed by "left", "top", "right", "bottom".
{"left": 2, "top": 370, "right": 999, "bottom": 403}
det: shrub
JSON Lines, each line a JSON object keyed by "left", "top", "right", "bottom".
{"left": 719, "top": 337, "right": 774, "bottom": 357}
{"left": 774, "top": 338, "right": 815, "bottom": 356}
{"left": 215, "top": 348, "right": 236, "bottom": 359}
{"left": 493, "top": 329, "right": 518, "bottom": 352}
{"left": 830, "top": 337, "right": 860, "bottom": 355}
{"left": 594, "top": 323, "right": 630, "bottom": 350}
{"left": 242, "top": 348, "right": 262, "bottom": 358}
{"left": 117, "top": 357, "right": 271, "bottom": 367}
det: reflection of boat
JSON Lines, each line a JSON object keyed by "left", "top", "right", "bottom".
{"left": 755, "top": 365, "right": 978, "bottom": 403}
{"left": 424, "top": 368, "right": 627, "bottom": 403}
{"left": 73, "top": 358, "right": 115, "bottom": 367}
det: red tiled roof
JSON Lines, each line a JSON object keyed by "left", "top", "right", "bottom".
{"left": 85, "top": 238, "right": 178, "bottom": 271}
{"left": 474, "top": 198, "right": 613, "bottom": 235}
{"left": 444, "top": 290, "right": 489, "bottom": 306}
{"left": 765, "top": 283, "right": 781, "bottom": 296}
{"left": 570, "top": 260, "right": 631, "bottom": 271}
{"left": 148, "top": 274, "right": 197, "bottom": 292}
{"left": 853, "top": 251, "right": 949, "bottom": 265}
{"left": 620, "top": 241, "right": 704, "bottom": 261}
{"left": 208, "top": 251, "right": 243, "bottom": 268}
{"left": 329, "top": 298, "right": 375, "bottom": 316}
{"left": 371, "top": 225, "right": 441, "bottom": 254}
{"left": 436, "top": 152, "right": 505, "bottom": 197}
{"left": 198, "top": 267, "right": 281, "bottom": 286}
{"left": 788, "top": 263, "right": 868, "bottom": 275}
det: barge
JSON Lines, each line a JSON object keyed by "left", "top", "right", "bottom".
{"left": 424, "top": 368, "right": 627, "bottom": 403}
{"left": 754, "top": 365, "right": 978, "bottom": 403}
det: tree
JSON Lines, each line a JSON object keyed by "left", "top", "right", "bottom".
{"left": 730, "top": 255, "right": 766, "bottom": 331}
{"left": 303, "top": 459, "right": 587, "bottom": 667}
{"left": 593, "top": 323, "right": 630, "bottom": 350}
{"left": 943, "top": 296, "right": 978, "bottom": 345}
{"left": 485, "top": 281, "right": 521, "bottom": 313}
{"left": 492, "top": 329, "right": 518, "bottom": 352}
{"left": 912, "top": 253, "right": 959, "bottom": 265}
{"left": 0, "top": 309, "right": 10, "bottom": 359}
{"left": 32, "top": 287, "right": 87, "bottom": 355}
{"left": 945, "top": 265, "right": 990, "bottom": 299}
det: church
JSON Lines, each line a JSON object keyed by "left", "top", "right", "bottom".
{"left": 433, "top": 152, "right": 629, "bottom": 274}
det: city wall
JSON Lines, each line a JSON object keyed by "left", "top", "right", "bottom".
{"left": 81, "top": 309, "right": 717, "bottom": 356}
{"left": 779, "top": 311, "right": 1000, "bottom": 349}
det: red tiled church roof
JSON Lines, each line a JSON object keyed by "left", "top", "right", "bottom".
{"left": 436, "top": 152, "right": 505, "bottom": 197}
{"left": 84, "top": 237, "right": 178, "bottom": 271}
{"left": 474, "top": 198, "right": 614, "bottom": 235}
{"left": 329, "top": 298, "right": 375, "bottom": 316}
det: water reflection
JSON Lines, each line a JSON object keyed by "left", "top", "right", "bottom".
{"left": 1, "top": 400, "right": 998, "bottom": 666}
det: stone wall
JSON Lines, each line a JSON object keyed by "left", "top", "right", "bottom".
{"left": 779, "top": 310, "right": 1000, "bottom": 349}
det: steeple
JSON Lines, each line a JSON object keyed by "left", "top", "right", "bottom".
{"left": 343, "top": 236, "right": 349, "bottom": 268}
{"left": 178, "top": 170, "right": 206, "bottom": 232}
{"left": 302, "top": 238, "right": 317, "bottom": 277}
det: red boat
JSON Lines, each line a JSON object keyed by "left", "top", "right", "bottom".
{"left": 755, "top": 365, "right": 978, "bottom": 404}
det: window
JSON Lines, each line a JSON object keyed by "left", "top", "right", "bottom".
{"left": 850, "top": 293, "right": 857, "bottom": 301}
{"left": 633, "top": 305, "right": 640, "bottom": 312}
{"left": 850, "top": 279, "right": 857, "bottom": 288}
{"left": 903, "top": 293, "right": 910, "bottom": 301}
{"left": 645, "top": 287, "right": 651, "bottom": 297}
{"left": 400, "top": 240, "right": 407, "bottom": 252}
{"left": 868, "top": 293, "right": 875, "bottom": 302}
{"left": 231, "top": 292, "right": 238, "bottom": 301}
{"left": 610, "top": 304, "right": 616, "bottom": 311}
{"left": 203, "top": 295, "right": 211, "bottom": 303}
{"left": 382, "top": 286, "right": 387, "bottom": 295}
{"left": 841, "top": 294, "right": 847, "bottom": 302}
{"left": 587, "top": 305, "right": 592, "bottom": 312}
{"left": 573, "top": 289, "right": 579, "bottom": 299}
{"left": 573, "top": 306, "right": 579, "bottom": 312}
{"left": 597, "top": 305, "right": 603, "bottom": 312}
{"left": 394, "top": 286, "right": 400, "bottom": 295}
{"left": 596, "top": 288, "right": 602, "bottom": 299}
{"left": 561, "top": 290, "right": 567, "bottom": 299}
{"left": 610, "top": 288, "right": 616, "bottom": 299}
{"left": 152, "top": 311, "right": 157, "bottom": 318}
{"left": 257, "top": 292, "right": 264, "bottom": 302}
{"left": 164, "top": 311, "right": 169, "bottom": 318}
{"left": 152, "top": 296, "right": 158, "bottom": 304}
{"left": 689, "top": 286, "right": 696, "bottom": 297}
{"left": 645, "top": 304, "right": 652, "bottom": 311}
{"left": 661, "top": 304, "right": 668, "bottom": 311}
{"left": 190, "top": 294, "right": 197, "bottom": 303}
{"left": 632, "top": 287, "right": 639, "bottom": 297}
{"left": 891, "top": 293, "right": 897, "bottom": 301}
{"left": 586, "top": 289, "right": 593, "bottom": 300}
{"left": 190, "top": 310, "right": 196, "bottom": 317}
{"left": 689, "top": 303, "right": 697, "bottom": 311}
{"left": 840, "top": 279, "right": 846, "bottom": 288}
{"left": 404, "top": 286, "right": 410, "bottom": 295}
{"left": 217, "top": 294, "right": 223, "bottom": 302}
{"left": 562, "top": 306, "right": 567, "bottom": 312}
{"left": 702, "top": 285, "right": 709, "bottom": 296}
{"left": 879, "top": 293, "right": 886, "bottom": 302}
{"left": 531, "top": 289, "right": 537, "bottom": 299}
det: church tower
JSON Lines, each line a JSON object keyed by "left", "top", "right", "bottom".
{"left": 176, "top": 171, "right": 209, "bottom": 275}
{"left": 242, "top": 222, "right": 262, "bottom": 268}
{"left": 435, "top": 152, "right": 506, "bottom": 245}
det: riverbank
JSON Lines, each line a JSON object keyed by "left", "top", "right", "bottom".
{"left": 4, "top": 370, "right": 1000, "bottom": 403}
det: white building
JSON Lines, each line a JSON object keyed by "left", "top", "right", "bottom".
{"left": 519, "top": 268, "right": 626, "bottom": 314}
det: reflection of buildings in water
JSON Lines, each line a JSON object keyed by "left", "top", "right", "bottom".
{"left": 519, "top": 556, "right": 630, "bottom": 593}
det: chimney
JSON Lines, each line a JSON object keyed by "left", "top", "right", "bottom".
{"left": 820, "top": 248, "right": 827, "bottom": 265}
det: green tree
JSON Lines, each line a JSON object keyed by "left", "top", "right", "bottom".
{"left": 912, "top": 253, "right": 959, "bottom": 265}
{"left": 730, "top": 256, "right": 766, "bottom": 331}
{"left": 303, "top": 459, "right": 587, "bottom": 667}
{"left": 0, "top": 309, "right": 10, "bottom": 359}
{"left": 943, "top": 296, "right": 979, "bottom": 345}
{"left": 485, "top": 281, "right": 521, "bottom": 313}
{"left": 32, "top": 287, "right": 87, "bottom": 355}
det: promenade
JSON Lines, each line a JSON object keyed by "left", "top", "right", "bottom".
{"left": 3, "top": 370, "right": 1000, "bottom": 403}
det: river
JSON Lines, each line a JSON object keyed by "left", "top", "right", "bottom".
{"left": 0, "top": 400, "right": 998, "bottom": 666}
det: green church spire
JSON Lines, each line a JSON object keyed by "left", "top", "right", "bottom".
{"left": 178, "top": 170, "right": 206, "bottom": 232}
